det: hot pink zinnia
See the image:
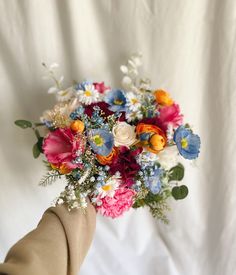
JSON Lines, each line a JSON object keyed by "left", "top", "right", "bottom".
{"left": 93, "top": 82, "right": 110, "bottom": 94}
{"left": 157, "top": 103, "right": 183, "bottom": 131}
{"left": 96, "top": 187, "right": 136, "bottom": 218}
{"left": 43, "top": 128, "right": 85, "bottom": 169}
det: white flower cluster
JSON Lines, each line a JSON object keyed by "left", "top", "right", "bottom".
{"left": 120, "top": 52, "right": 143, "bottom": 93}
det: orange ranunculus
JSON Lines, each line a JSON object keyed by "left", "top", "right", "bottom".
{"left": 59, "top": 163, "right": 72, "bottom": 174}
{"left": 148, "top": 133, "right": 166, "bottom": 153}
{"left": 51, "top": 163, "right": 71, "bottom": 174}
{"left": 136, "top": 123, "right": 167, "bottom": 153}
{"left": 70, "top": 120, "right": 85, "bottom": 133}
{"left": 96, "top": 147, "right": 119, "bottom": 165}
{"left": 51, "top": 163, "right": 59, "bottom": 170}
{"left": 136, "top": 123, "right": 164, "bottom": 135}
{"left": 154, "top": 89, "right": 174, "bottom": 106}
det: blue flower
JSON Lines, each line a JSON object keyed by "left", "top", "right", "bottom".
{"left": 139, "top": 132, "right": 151, "bottom": 141}
{"left": 144, "top": 167, "right": 163, "bottom": 194}
{"left": 105, "top": 89, "right": 127, "bottom": 112}
{"left": 174, "top": 126, "right": 201, "bottom": 160}
{"left": 75, "top": 80, "right": 92, "bottom": 91}
{"left": 88, "top": 129, "right": 114, "bottom": 156}
{"left": 70, "top": 106, "right": 85, "bottom": 120}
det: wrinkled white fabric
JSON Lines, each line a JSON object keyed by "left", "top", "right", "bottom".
{"left": 0, "top": 0, "right": 236, "bottom": 275}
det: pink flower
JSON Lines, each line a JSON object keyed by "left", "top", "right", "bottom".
{"left": 43, "top": 128, "right": 85, "bottom": 169}
{"left": 96, "top": 187, "right": 136, "bottom": 218}
{"left": 157, "top": 103, "right": 183, "bottom": 131}
{"left": 93, "top": 82, "right": 110, "bottom": 94}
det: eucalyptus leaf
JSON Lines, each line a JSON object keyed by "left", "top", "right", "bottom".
{"left": 169, "top": 163, "right": 185, "bottom": 181}
{"left": 172, "top": 185, "right": 188, "bottom": 200}
{"left": 33, "top": 143, "right": 40, "bottom": 158}
{"left": 15, "top": 120, "right": 32, "bottom": 129}
{"left": 37, "top": 137, "right": 44, "bottom": 153}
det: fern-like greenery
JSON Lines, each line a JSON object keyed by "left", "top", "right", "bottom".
{"left": 39, "top": 170, "right": 61, "bottom": 186}
{"left": 147, "top": 200, "right": 170, "bottom": 224}
{"left": 133, "top": 191, "right": 171, "bottom": 224}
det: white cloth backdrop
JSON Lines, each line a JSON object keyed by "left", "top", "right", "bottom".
{"left": 0, "top": 0, "right": 236, "bottom": 274}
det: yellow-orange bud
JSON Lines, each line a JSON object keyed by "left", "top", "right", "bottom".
{"left": 149, "top": 133, "right": 166, "bottom": 152}
{"left": 154, "top": 89, "right": 174, "bottom": 106}
{"left": 70, "top": 120, "right": 85, "bottom": 133}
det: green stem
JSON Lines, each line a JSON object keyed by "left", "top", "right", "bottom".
{"left": 34, "top": 122, "right": 45, "bottom": 127}
{"left": 34, "top": 129, "right": 41, "bottom": 139}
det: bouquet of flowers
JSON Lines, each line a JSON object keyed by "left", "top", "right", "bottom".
{"left": 15, "top": 53, "right": 200, "bottom": 222}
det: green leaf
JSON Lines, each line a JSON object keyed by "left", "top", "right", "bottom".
{"left": 15, "top": 120, "right": 32, "bottom": 129}
{"left": 172, "top": 185, "right": 188, "bottom": 200}
{"left": 37, "top": 137, "right": 44, "bottom": 153}
{"left": 33, "top": 143, "right": 40, "bottom": 158}
{"left": 132, "top": 199, "right": 145, "bottom": 208}
{"left": 169, "top": 163, "right": 185, "bottom": 181}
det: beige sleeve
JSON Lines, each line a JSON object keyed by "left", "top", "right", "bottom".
{"left": 0, "top": 203, "right": 96, "bottom": 275}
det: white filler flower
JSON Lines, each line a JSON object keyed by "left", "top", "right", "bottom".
{"left": 157, "top": 146, "right": 180, "bottom": 170}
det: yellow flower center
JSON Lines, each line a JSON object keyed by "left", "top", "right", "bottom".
{"left": 102, "top": 185, "right": 112, "bottom": 191}
{"left": 114, "top": 99, "right": 123, "bottom": 105}
{"left": 181, "top": 138, "right": 188, "bottom": 148}
{"left": 131, "top": 98, "right": 138, "bottom": 104}
{"left": 92, "top": 135, "right": 104, "bottom": 146}
{"left": 61, "top": 90, "right": 68, "bottom": 96}
{"left": 84, "top": 90, "right": 92, "bottom": 97}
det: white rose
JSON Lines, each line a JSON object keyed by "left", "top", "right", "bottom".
{"left": 112, "top": 122, "right": 137, "bottom": 147}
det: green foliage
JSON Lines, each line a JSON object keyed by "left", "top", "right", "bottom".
{"left": 39, "top": 171, "right": 61, "bottom": 186}
{"left": 37, "top": 137, "right": 44, "bottom": 153}
{"left": 168, "top": 163, "right": 184, "bottom": 181}
{"left": 32, "top": 137, "right": 44, "bottom": 158}
{"left": 133, "top": 191, "right": 171, "bottom": 223}
{"left": 32, "top": 143, "right": 41, "bottom": 158}
{"left": 15, "top": 119, "right": 44, "bottom": 158}
{"left": 172, "top": 185, "right": 189, "bottom": 200}
{"left": 15, "top": 120, "right": 32, "bottom": 129}
{"left": 148, "top": 200, "right": 170, "bottom": 224}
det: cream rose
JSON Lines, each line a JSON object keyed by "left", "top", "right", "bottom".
{"left": 112, "top": 122, "right": 137, "bottom": 147}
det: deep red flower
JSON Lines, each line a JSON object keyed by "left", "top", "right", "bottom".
{"left": 84, "top": 102, "right": 114, "bottom": 117}
{"left": 109, "top": 146, "right": 142, "bottom": 187}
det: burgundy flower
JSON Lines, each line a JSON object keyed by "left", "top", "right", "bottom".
{"left": 109, "top": 146, "right": 142, "bottom": 186}
{"left": 84, "top": 102, "right": 114, "bottom": 117}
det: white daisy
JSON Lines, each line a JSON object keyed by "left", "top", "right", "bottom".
{"left": 77, "top": 84, "right": 100, "bottom": 105}
{"left": 126, "top": 92, "right": 142, "bottom": 111}
{"left": 126, "top": 110, "right": 143, "bottom": 122}
{"left": 97, "top": 176, "right": 121, "bottom": 198}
